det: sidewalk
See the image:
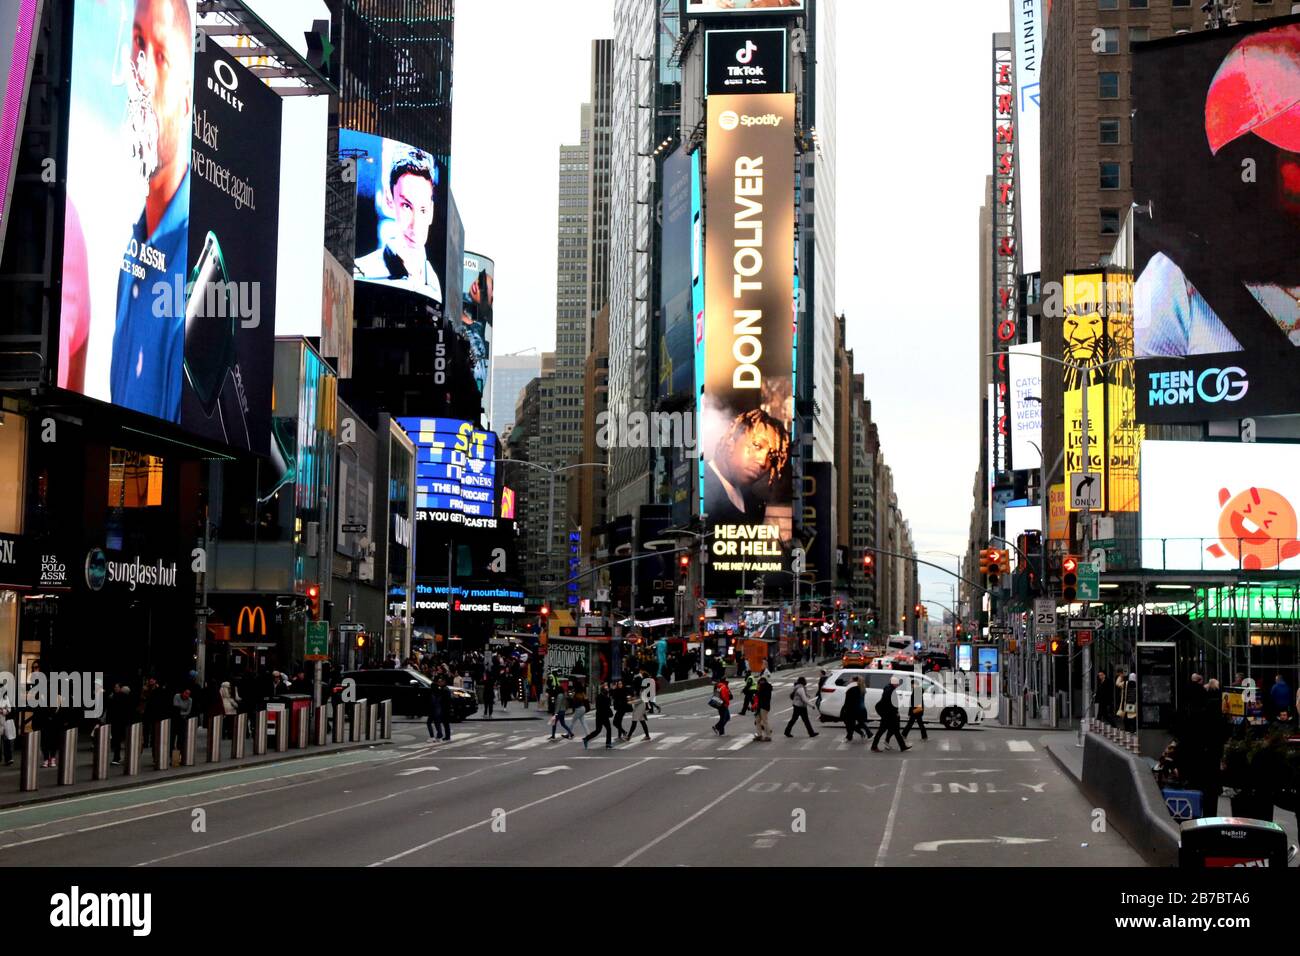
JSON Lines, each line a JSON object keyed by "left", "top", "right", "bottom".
{"left": 0, "top": 724, "right": 391, "bottom": 810}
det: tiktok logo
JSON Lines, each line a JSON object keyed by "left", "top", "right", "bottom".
{"left": 736, "top": 40, "right": 758, "bottom": 64}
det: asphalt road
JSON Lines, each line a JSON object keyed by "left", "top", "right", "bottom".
{"left": 0, "top": 665, "right": 1142, "bottom": 867}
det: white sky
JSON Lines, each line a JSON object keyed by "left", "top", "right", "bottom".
{"left": 452, "top": 1, "right": 1013, "bottom": 612}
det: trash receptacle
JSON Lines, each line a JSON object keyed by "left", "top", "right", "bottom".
{"left": 1162, "top": 788, "right": 1203, "bottom": 821}
{"left": 1179, "top": 816, "right": 1291, "bottom": 868}
{"left": 270, "top": 694, "right": 313, "bottom": 744}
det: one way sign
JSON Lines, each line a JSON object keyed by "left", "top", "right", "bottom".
{"left": 1070, "top": 472, "right": 1101, "bottom": 510}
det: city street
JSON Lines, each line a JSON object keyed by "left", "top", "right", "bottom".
{"left": 0, "top": 669, "right": 1140, "bottom": 867}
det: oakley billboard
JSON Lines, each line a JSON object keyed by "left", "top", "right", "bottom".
{"left": 700, "top": 93, "right": 795, "bottom": 598}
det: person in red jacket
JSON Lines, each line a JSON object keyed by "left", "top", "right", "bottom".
{"left": 711, "top": 679, "right": 732, "bottom": 736}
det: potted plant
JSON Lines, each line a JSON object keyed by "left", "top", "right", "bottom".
{"left": 1222, "top": 732, "right": 1294, "bottom": 822}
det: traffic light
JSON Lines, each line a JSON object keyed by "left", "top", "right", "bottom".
{"left": 679, "top": 554, "right": 690, "bottom": 575}
{"left": 356, "top": 631, "right": 366, "bottom": 649}
{"left": 1049, "top": 637, "right": 1062, "bottom": 654}
{"left": 979, "top": 548, "right": 996, "bottom": 583}
{"left": 307, "top": 584, "right": 320, "bottom": 620}
{"left": 1062, "top": 555, "right": 1079, "bottom": 603}
{"left": 997, "top": 550, "right": 1010, "bottom": 576}
{"left": 862, "top": 553, "right": 875, "bottom": 574}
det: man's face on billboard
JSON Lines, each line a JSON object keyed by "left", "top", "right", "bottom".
{"left": 391, "top": 172, "right": 434, "bottom": 259}
{"left": 722, "top": 420, "right": 782, "bottom": 486}
{"left": 132, "top": 0, "right": 192, "bottom": 183}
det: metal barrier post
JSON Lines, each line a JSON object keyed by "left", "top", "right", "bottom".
{"left": 379, "top": 699, "right": 393, "bottom": 739}
{"left": 313, "top": 705, "right": 328, "bottom": 746}
{"left": 275, "top": 711, "right": 289, "bottom": 752}
{"left": 153, "top": 718, "right": 170, "bottom": 770}
{"left": 350, "top": 699, "right": 367, "bottom": 742}
{"left": 92, "top": 724, "right": 111, "bottom": 780}
{"left": 58, "top": 727, "right": 78, "bottom": 786}
{"left": 207, "top": 715, "right": 224, "bottom": 762}
{"left": 124, "top": 722, "right": 143, "bottom": 776}
{"left": 332, "top": 702, "right": 345, "bottom": 743}
{"left": 295, "top": 709, "right": 310, "bottom": 749}
{"left": 253, "top": 711, "right": 268, "bottom": 755}
{"left": 180, "top": 716, "right": 198, "bottom": 767}
{"left": 20, "top": 731, "right": 39, "bottom": 791}
{"left": 230, "top": 713, "right": 247, "bottom": 759}
{"left": 366, "top": 702, "right": 379, "bottom": 740}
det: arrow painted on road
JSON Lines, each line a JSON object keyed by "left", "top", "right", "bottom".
{"left": 921, "top": 768, "right": 1001, "bottom": 777}
{"left": 395, "top": 766, "right": 440, "bottom": 776}
{"left": 534, "top": 765, "right": 571, "bottom": 775}
{"left": 751, "top": 828, "right": 786, "bottom": 849}
{"left": 676, "top": 765, "right": 708, "bottom": 776}
{"left": 913, "top": 836, "right": 1050, "bottom": 852}
{"left": 818, "top": 766, "right": 840, "bottom": 771}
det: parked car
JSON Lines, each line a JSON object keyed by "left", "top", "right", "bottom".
{"left": 919, "top": 651, "right": 953, "bottom": 673}
{"left": 340, "top": 669, "right": 477, "bottom": 720}
{"left": 816, "top": 668, "right": 989, "bottom": 729}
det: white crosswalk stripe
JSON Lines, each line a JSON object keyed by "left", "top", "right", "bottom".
{"left": 505, "top": 736, "right": 552, "bottom": 750}
{"left": 937, "top": 738, "right": 956, "bottom": 752}
{"left": 654, "top": 735, "right": 691, "bottom": 750}
{"left": 421, "top": 731, "right": 1040, "bottom": 755}
{"left": 1007, "top": 740, "right": 1035, "bottom": 752}
{"left": 722, "top": 736, "right": 752, "bottom": 751}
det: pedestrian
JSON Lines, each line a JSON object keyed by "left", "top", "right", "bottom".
{"left": 428, "top": 676, "right": 445, "bottom": 741}
{"left": 641, "top": 670, "right": 661, "bottom": 715}
{"left": 1095, "top": 671, "right": 1110, "bottom": 725}
{"left": 550, "top": 683, "right": 573, "bottom": 740}
{"left": 219, "top": 680, "right": 240, "bottom": 739}
{"left": 612, "top": 679, "right": 633, "bottom": 740}
{"left": 813, "top": 668, "right": 829, "bottom": 710}
{"left": 1235, "top": 672, "right": 1257, "bottom": 704}
{"left": 900, "top": 676, "right": 929, "bottom": 742}
{"left": 753, "top": 675, "right": 774, "bottom": 741}
{"left": 711, "top": 678, "right": 732, "bottom": 735}
{"left": 840, "top": 676, "right": 867, "bottom": 742}
{"left": 109, "top": 683, "right": 133, "bottom": 765}
{"left": 740, "top": 672, "right": 757, "bottom": 715}
{"left": 0, "top": 685, "right": 14, "bottom": 766}
{"left": 1120, "top": 671, "right": 1138, "bottom": 732}
{"left": 482, "top": 666, "right": 495, "bottom": 719}
{"left": 583, "top": 682, "right": 615, "bottom": 749}
{"left": 1268, "top": 673, "right": 1293, "bottom": 722}
{"left": 34, "top": 694, "right": 64, "bottom": 768}
{"left": 872, "top": 676, "right": 910, "bottom": 752}
{"left": 569, "top": 682, "right": 589, "bottom": 738}
{"left": 1195, "top": 678, "right": 1228, "bottom": 815}
{"left": 435, "top": 677, "right": 453, "bottom": 742}
{"left": 629, "top": 688, "right": 651, "bottom": 741}
{"left": 784, "top": 677, "right": 819, "bottom": 738}
{"left": 499, "top": 663, "right": 511, "bottom": 711}
{"left": 171, "top": 687, "right": 193, "bottom": 759}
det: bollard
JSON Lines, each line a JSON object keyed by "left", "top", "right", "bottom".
{"left": 366, "top": 702, "right": 379, "bottom": 741}
{"left": 379, "top": 699, "right": 393, "bottom": 740}
{"left": 20, "top": 732, "right": 39, "bottom": 791}
{"left": 295, "top": 708, "right": 310, "bottom": 749}
{"left": 92, "top": 724, "right": 111, "bottom": 780}
{"left": 332, "top": 702, "right": 345, "bottom": 743}
{"left": 153, "top": 718, "right": 170, "bottom": 771}
{"left": 58, "top": 727, "right": 78, "bottom": 786}
{"left": 253, "top": 711, "right": 268, "bottom": 755}
{"left": 207, "top": 715, "right": 224, "bottom": 762}
{"left": 180, "top": 716, "right": 198, "bottom": 767}
{"left": 124, "top": 722, "right": 143, "bottom": 776}
{"left": 350, "top": 699, "right": 367, "bottom": 742}
{"left": 231, "top": 713, "right": 247, "bottom": 759}
{"left": 313, "top": 705, "right": 328, "bottom": 746}
{"left": 275, "top": 711, "right": 289, "bottom": 753}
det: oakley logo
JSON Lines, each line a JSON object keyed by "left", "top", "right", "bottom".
{"left": 736, "top": 40, "right": 758, "bottom": 64}
{"left": 212, "top": 59, "right": 239, "bottom": 91}
{"left": 1147, "top": 367, "right": 1248, "bottom": 407}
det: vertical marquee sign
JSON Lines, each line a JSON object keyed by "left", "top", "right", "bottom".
{"left": 701, "top": 92, "right": 796, "bottom": 600}
{"left": 990, "top": 34, "right": 1018, "bottom": 529}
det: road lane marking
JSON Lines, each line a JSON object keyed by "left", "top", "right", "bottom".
{"left": 937, "top": 738, "right": 956, "bottom": 752}
{"left": 505, "top": 737, "right": 551, "bottom": 750}
{"left": 370, "top": 758, "right": 655, "bottom": 866}
{"left": 395, "top": 767, "right": 440, "bottom": 776}
{"left": 533, "top": 765, "right": 571, "bottom": 775}
{"left": 721, "top": 737, "right": 752, "bottom": 751}
{"left": 914, "top": 836, "right": 1050, "bottom": 852}
{"left": 655, "top": 735, "right": 691, "bottom": 750}
{"left": 676, "top": 765, "right": 707, "bottom": 775}
{"left": 1007, "top": 740, "right": 1035, "bottom": 752}
{"left": 873, "top": 760, "right": 908, "bottom": 868}
{"left": 615, "top": 759, "right": 778, "bottom": 867}
{"left": 437, "top": 733, "right": 500, "bottom": 751}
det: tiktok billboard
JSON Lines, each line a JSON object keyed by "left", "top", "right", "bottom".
{"left": 700, "top": 92, "right": 795, "bottom": 600}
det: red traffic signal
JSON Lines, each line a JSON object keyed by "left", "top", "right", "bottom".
{"left": 679, "top": 554, "right": 690, "bottom": 573}
{"left": 540, "top": 604, "right": 550, "bottom": 617}
{"left": 1062, "top": 555, "right": 1079, "bottom": 602}
{"left": 307, "top": 584, "right": 321, "bottom": 620}
{"left": 862, "top": 553, "right": 874, "bottom": 573}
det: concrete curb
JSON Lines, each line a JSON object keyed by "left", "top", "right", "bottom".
{"left": 1077, "top": 732, "right": 1180, "bottom": 867}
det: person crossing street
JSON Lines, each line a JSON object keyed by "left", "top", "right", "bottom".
{"left": 900, "top": 676, "right": 928, "bottom": 741}
{"left": 753, "top": 675, "right": 773, "bottom": 741}
{"left": 872, "top": 676, "right": 910, "bottom": 752}
{"left": 583, "top": 682, "right": 615, "bottom": 749}
{"left": 784, "top": 676, "right": 819, "bottom": 738}
{"left": 740, "top": 672, "right": 757, "bottom": 715}
{"left": 711, "top": 678, "right": 732, "bottom": 735}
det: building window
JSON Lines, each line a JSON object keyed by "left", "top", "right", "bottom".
{"left": 1099, "top": 28, "right": 1119, "bottom": 54}
{"left": 1099, "top": 72, "right": 1120, "bottom": 99}
{"left": 1100, "top": 162, "right": 1121, "bottom": 190}
{"left": 1172, "top": 0, "right": 1190, "bottom": 5}
{"left": 1101, "top": 209, "right": 1121, "bottom": 235}
{"left": 1129, "top": 27, "right": 1150, "bottom": 48}
{"left": 1098, "top": 0, "right": 1118, "bottom": 8}
{"left": 1099, "top": 118, "right": 1121, "bottom": 144}
{"left": 1128, "top": 0, "right": 1147, "bottom": 7}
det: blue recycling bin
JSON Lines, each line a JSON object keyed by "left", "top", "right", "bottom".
{"left": 1163, "top": 788, "right": 1203, "bottom": 821}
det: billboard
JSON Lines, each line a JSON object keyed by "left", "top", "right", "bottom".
{"left": 660, "top": 147, "right": 693, "bottom": 400}
{"left": 58, "top": 1, "right": 281, "bottom": 454}
{"left": 1012, "top": 0, "right": 1043, "bottom": 275}
{"left": 1133, "top": 20, "right": 1300, "bottom": 423}
{"left": 1062, "top": 271, "right": 1143, "bottom": 513}
{"left": 460, "top": 251, "right": 494, "bottom": 405}
{"left": 398, "top": 417, "right": 497, "bottom": 521}
{"left": 1009, "top": 342, "right": 1042, "bottom": 471}
{"left": 705, "top": 28, "right": 787, "bottom": 95}
{"left": 701, "top": 93, "right": 795, "bottom": 596}
{"left": 342, "top": 128, "right": 448, "bottom": 312}
{"left": 990, "top": 37, "right": 1017, "bottom": 478}
{"left": 321, "top": 249, "right": 353, "bottom": 378}
{"left": 686, "top": 0, "right": 803, "bottom": 15}
{"left": 0, "top": 0, "right": 41, "bottom": 262}
{"left": 1004, "top": 504, "right": 1041, "bottom": 562}
{"left": 1141, "top": 440, "right": 1300, "bottom": 572}
{"left": 802, "top": 462, "right": 833, "bottom": 583}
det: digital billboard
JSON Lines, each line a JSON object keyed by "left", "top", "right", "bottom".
{"left": 1141, "top": 440, "right": 1300, "bottom": 572}
{"left": 1009, "top": 342, "right": 1041, "bottom": 471}
{"left": 342, "top": 128, "right": 448, "bottom": 311}
{"left": 659, "top": 147, "right": 692, "bottom": 400}
{"left": 398, "top": 417, "right": 497, "bottom": 522}
{"left": 705, "top": 28, "right": 787, "bottom": 95}
{"left": 1012, "top": 0, "right": 1043, "bottom": 276}
{"left": 701, "top": 92, "right": 795, "bottom": 596}
{"left": 57, "top": 1, "right": 281, "bottom": 454}
{"left": 321, "top": 249, "right": 353, "bottom": 378}
{"left": 0, "top": 0, "right": 40, "bottom": 262}
{"left": 1062, "top": 271, "right": 1143, "bottom": 513}
{"left": 460, "top": 251, "right": 494, "bottom": 404}
{"left": 1133, "top": 21, "right": 1300, "bottom": 423}
{"left": 686, "top": 0, "right": 804, "bottom": 15}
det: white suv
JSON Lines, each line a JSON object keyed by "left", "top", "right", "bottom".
{"left": 816, "top": 668, "right": 989, "bottom": 730}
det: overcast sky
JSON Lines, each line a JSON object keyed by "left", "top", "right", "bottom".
{"left": 452, "top": 1, "right": 1013, "bottom": 615}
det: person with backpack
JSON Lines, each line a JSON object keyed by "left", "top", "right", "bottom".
{"left": 784, "top": 676, "right": 819, "bottom": 738}
{"left": 872, "top": 676, "right": 910, "bottom": 752}
{"left": 569, "top": 682, "right": 589, "bottom": 739}
{"left": 740, "top": 672, "right": 757, "bottom": 716}
{"left": 549, "top": 682, "right": 574, "bottom": 740}
{"left": 583, "top": 682, "right": 615, "bottom": 749}
{"left": 753, "top": 675, "right": 774, "bottom": 741}
{"left": 710, "top": 678, "right": 732, "bottom": 735}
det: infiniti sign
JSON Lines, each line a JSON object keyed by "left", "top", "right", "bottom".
{"left": 1147, "top": 367, "right": 1249, "bottom": 406}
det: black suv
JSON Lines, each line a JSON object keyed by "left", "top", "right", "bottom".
{"left": 340, "top": 669, "right": 478, "bottom": 720}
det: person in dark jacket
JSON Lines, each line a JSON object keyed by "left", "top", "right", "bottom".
{"left": 435, "top": 678, "right": 453, "bottom": 742}
{"left": 481, "top": 666, "right": 496, "bottom": 719}
{"left": 872, "top": 676, "right": 910, "bottom": 752}
{"left": 754, "top": 676, "right": 774, "bottom": 741}
{"left": 900, "top": 676, "right": 929, "bottom": 741}
{"left": 583, "top": 682, "right": 615, "bottom": 749}
{"left": 612, "top": 680, "right": 632, "bottom": 741}
{"left": 840, "top": 677, "right": 867, "bottom": 742}
{"left": 108, "top": 683, "right": 134, "bottom": 765}
{"left": 1194, "top": 678, "right": 1228, "bottom": 814}
{"left": 427, "top": 677, "right": 446, "bottom": 741}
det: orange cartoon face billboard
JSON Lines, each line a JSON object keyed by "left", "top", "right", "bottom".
{"left": 1207, "top": 486, "right": 1300, "bottom": 570}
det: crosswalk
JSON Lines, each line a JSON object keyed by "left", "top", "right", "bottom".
{"left": 401, "top": 730, "right": 1040, "bottom": 755}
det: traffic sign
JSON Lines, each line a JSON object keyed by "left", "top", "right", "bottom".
{"left": 1068, "top": 617, "right": 1102, "bottom": 630}
{"left": 1070, "top": 472, "right": 1101, "bottom": 510}
{"left": 305, "top": 621, "right": 329, "bottom": 660}
{"left": 1034, "top": 640, "right": 1047, "bottom": 653}
{"left": 1033, "top": 598, "right": 1057, "bottom": 631}
{"left": 1077, "top": 562, "right": 1099, "bottom": 601}
{"left": 1076, "top": 630, "right": 1093, "bottom": 646}
{"left": 342, "top": 523, "right": 367, "bottom": 534}
{"left": 989, "top": 625, "right": 1011, "bottom": 638}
